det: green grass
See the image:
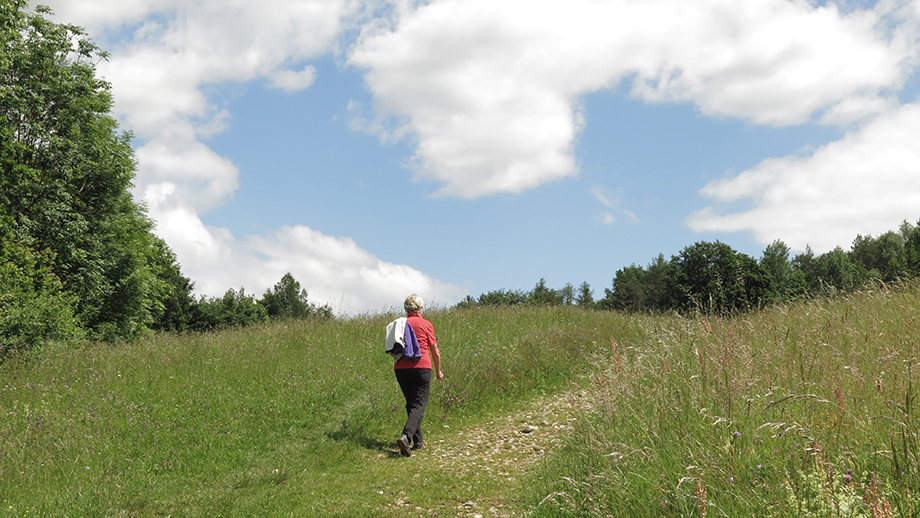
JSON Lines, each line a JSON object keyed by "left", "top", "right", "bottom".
{"left": 6, "top": 284, "right": 920, "bottom": 517}
{"left": 0, "top": 307, "right": 631, "bottom": 517}
{"left": 530, "top": 281, "right": 920, "bottom": 517}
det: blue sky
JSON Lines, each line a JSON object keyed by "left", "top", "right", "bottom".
{"left": 202, "top": 69, "right": 841, "bottom": 296}
{"left": 36, "top": 0, "right": 920, "bottom": 313}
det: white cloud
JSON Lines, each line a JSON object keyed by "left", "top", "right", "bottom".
{"left": 33, "top": 0, "right": 468, "bottom": 313}
{"left": 244, "top": 226, "right": 468, "bottom": 313}
{"left": 148, "top": 203, "right": 466, "bottom": 314}
{"left": 30, "top": 0, "right": 183, "bottom": 32}
{"left": 269, "top": 66, "right": 318, "bottom": 92}
{"left": 626, "top": 0, "right": 911, "bottom": 125}
{"left": 31, "top": 0, "right": 920, "bottom": 310}
{"left": 817, "top": 94, "right": 901, "bottom": 126}
{"left": 136, "top": 141, "right": 240, "bottom": 213}
{"left": 48, "top": 0, "right": 354, "bottom": 201}
{"left": 348, "top": 0, "right": 916, "bottom": 198}
{"left": 688, "top": 101, "right": 920, "bottom": 253}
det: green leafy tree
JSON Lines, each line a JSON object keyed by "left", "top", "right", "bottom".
{"left": 148, "top": 239, "right": 199, "bottom": 332}
{"left": 0, "top": 217, "right": 81, "bottom": 352}
{"left": 462, "top": 289, "right": 528, "bottom": 307}
{"left": 528, "top": 278, "right": 563, "bottom": 306}
{"left": 813, "top": 247, "right": 866, "bottom": 294}
{"left": 259, "top": 273, "right": 331, "bottom": 320}
{"left": 671, "top": 241, "right": 770, "bottom": 313}
{"left": 195, "top": 288, "right": 268, "bottom": 330}
{"left": 260, "top": 273, "right": 310, "bottom": 319}
{"left": 560, "top": 283, "right": 575, "bottom": 306}
{"left": 483, "top": 289, "right": 527, "bottom": 306}
{"left": 760, "top": 240, "right": 805, "bottom": 303}
{"left": 0, "top": 1, "right": 176, "bottom": 340}
{"left": 899, "top": 219, "right": 920, "bottom": 276}
{"left": 598, "top": 255, "right": 677, "bottom": 312}
{"left": 600, "top": 265, "right": 647, "bottom": 311}
{"left": 575, "top": 281, "right": 594, "bottom": 309}
{"left": 850, "top": 231, "right": 903, "bottom": 282}
{"left": 792, "top": 246, "right": 817, "bottom": 291}
{"left": 644, "top": 254, "right": 677, "bottom": 311}
{"left": 794, "top": 245, "right": 865, "bottom": 295}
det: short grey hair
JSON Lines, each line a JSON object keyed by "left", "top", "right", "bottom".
{"left": 404, "top": 294, "right": 424, "bottom": 314}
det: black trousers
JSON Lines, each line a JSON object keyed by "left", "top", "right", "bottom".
{"left": 395, "top": 368, "right": 432, "bottom": 446}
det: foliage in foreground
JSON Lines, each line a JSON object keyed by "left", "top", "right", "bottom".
{"left": 531, "top": 280, "right": 920, "bottom": 517}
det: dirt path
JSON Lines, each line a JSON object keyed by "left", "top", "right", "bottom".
{"left": 382, "top": 387, "right": 595, "bottom": 517}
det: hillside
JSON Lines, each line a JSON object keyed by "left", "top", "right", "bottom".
{"left": 2, "top": 284, "right": 920, "bottom": 516}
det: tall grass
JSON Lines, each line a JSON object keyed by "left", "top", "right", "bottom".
{"left": 7, "top": 286, "right": 920, "bottom": 516}
{"left": 0, "top": 306, "right": 629, "bottom": 516}
{"left": 530, "top": 281, "right": 920, "bottom": 517}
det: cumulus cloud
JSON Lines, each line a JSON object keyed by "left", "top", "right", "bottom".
{"left": 31, "top": 0, "right": 183, "bottom": 32}
{"left": 688, "top": 101, "right": 920, "bottom": 253}
{"left": 135, "top": 141, "right": 240, "bottom": 213}
{"left": 348, "top": 0, "right": 915, "bottom": 198}
{"left": 244, "top": 226, "right": 468, "bottom": 312}
{"left": 146, "top": 201, "right": 466, "bottom": 314}
{"left": 87, "top": 0, "right": 353, "bottom": 210}
{"left": 34, "top": 0, "right": 467, "bottom": 312}
{"left": 33, "top": 0, "right": 920, "bottom": 310}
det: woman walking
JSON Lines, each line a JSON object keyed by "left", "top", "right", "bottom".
{"left": 394, "top": 294, "right": 443, "bottom": 457}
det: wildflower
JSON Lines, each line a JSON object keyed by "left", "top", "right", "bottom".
{"left": 733, "top": 432, "right": 741, "bottom": 438}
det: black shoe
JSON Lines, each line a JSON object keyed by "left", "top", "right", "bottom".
{"left": 396, "top": 435, "right": 411, "bottom": 457}
{"left": 411, "top": 442, "right": 423, "bottom": 451}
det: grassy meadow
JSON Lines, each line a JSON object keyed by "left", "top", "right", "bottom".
{"left": 2, "top": 283, "right": 920, "bottom": 516}
{"left": 530, "top": 282, "right": 920, "bottom": 518}
{"left": 0, "top": 306, "right": 634, "bottom": 517}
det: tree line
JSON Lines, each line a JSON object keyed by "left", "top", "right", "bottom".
{"left": 458, "top": 223, "right": 920, "bottom": 315}
{"left": 157, "top": 273, "right": 333, "bottom": 335}
{"left": 0, "top": 1, "right": 328, "bottom": 352}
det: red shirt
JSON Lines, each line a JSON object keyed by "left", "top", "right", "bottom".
{"left": 395, "top": 313, "right": 436, "bottom": 370}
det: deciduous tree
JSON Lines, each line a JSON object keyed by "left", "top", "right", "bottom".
{"left": 259, "top": 273, "right": 331, "bottom": 320}
{"left": 0, "top": 1, "right": 182, "bottom": 341}
{"left": 601, "top": 265, "right": 647, "bottom": 310}
{"left": 672, "top": 241, "right": 770, "bottom": 313}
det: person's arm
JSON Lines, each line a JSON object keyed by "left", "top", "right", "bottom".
{"left": 430, "top": 342, "right": 443, "bottom": 379}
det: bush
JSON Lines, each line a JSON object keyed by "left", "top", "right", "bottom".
{"left": 0, "top": 226, "right": 81, "bottom": 352}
